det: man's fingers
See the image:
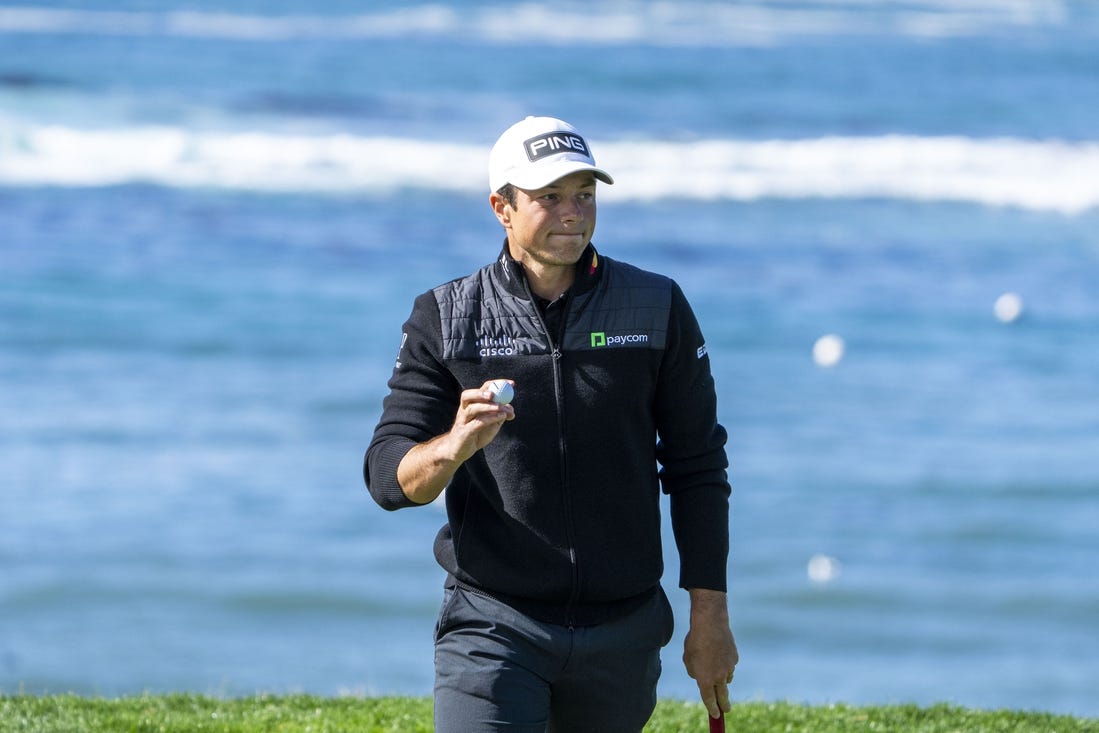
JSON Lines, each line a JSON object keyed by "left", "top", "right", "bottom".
{"left": 698, "top": 683, "right": 720, "bottom": 719}
{"left": 699, "top": 679, "right": 732, "bottom": 719}
{"left": 716, "top": 681, "right": 732, "bottom": 713}
{"left": 460, "top": 387, "right": 500, "bottom": 405}
{"left": 459, "top": 389, "right": 513, "bottom": 417}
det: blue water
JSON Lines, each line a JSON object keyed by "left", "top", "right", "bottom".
{"left": 3, "top": 0, "right": 1099, "bottom": 719}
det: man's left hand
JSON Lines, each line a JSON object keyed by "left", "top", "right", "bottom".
{"left": 683, "top": 588, "right": 739, "bottom": 719}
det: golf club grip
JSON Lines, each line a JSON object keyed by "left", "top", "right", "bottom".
{"left": 709, "top": 712, "right": 725, "bottom": 732}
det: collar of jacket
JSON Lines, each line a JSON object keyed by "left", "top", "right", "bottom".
{"left": 493, "top": 238, "right": 603, "bottom": 300}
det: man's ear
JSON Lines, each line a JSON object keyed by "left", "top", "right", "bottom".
{"left": 489, "top": 192, "right": 511, "bottom": 227}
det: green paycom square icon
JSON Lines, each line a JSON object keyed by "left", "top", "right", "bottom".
{"left": 590, "top": 332, "right": 607, "bottom": 347}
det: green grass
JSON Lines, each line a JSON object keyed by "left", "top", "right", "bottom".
{"left": 1, "top": 695, "right": 1095, "bottom": 733}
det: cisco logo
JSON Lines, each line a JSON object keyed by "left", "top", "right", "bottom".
{"left": 477, "top": 336, "right": 517, "bottom": 357}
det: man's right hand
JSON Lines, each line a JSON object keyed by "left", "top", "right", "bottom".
{"left": 396, "top": 380, "right": 515, "bottom": 504}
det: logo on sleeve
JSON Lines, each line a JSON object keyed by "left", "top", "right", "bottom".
{"left": 394, "top": 332, "right": 409, "bottom": 370}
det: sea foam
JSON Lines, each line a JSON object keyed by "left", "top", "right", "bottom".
{"left": 0, "top": 1, "right": 1069, "bottom": 44}
{"left": 2, "top": 124, "right": 1095, "bottom": 214}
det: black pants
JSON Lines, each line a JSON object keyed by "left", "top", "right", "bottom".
{"left": 433, "top": 585, "right": 675, "bottom": 733}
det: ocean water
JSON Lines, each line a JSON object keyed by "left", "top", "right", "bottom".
{"left": 2, "top": 0, "right": 1099, "bottom": 719}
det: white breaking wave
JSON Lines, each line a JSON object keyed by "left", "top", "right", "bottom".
{"left": 0, "top": 1, "right": 1070, "bottom": 44}
{"left": 1, "top": 124, "right": 1096, "bottom": 213}
{"left": 600, "top": 136, "right": 1099, "bottom": 213}
{"left": 0, "top": 125, "right": 487, "bottom": 193}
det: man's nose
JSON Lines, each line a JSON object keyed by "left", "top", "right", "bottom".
{"left": 560, "top": 196, "right": 584, "bottom": 222}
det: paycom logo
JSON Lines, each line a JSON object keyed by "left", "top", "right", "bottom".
{"left": 590, "top": 331, "right": 649, "bottom": 347}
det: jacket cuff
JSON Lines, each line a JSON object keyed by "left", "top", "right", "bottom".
{"left": 671, "top": 485, "right": 730, "bottom": 592}
{"left": 364, "top": 438, "right": 421, "bottom": 511}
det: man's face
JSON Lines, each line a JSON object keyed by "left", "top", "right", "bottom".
{"left": 492, "top": 171, "right": 598, "bottom": 271}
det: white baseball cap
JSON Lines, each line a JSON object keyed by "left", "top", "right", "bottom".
{"left": 489, "top": 116, "right": 614, "bottom": 193}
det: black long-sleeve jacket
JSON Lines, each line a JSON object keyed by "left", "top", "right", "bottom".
{"left": 364, "top": 244, "right": 730, "bottom": 626}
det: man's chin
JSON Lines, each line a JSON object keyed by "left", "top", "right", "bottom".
{"left": 548, "top": 235, "right": 588, "bottom": 254}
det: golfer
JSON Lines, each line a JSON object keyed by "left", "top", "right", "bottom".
{"left": 365, "top": 116, "right": 738, "bottom": 732}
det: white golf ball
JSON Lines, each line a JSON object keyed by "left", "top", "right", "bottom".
{"left": 994, "top": 292, "right": 1024, "bottom": 323}
{"left": 812, "top": 334, "right": 845, "bottom": 368}
{"left": 488, "top": 379, "right": 514, "bottom": 405}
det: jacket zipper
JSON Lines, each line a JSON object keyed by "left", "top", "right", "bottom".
{"left": 552, "top": 343, "right": 579, "bottom": 629}
{"left": 526, "top": 286, "right": 580, "bottom": 628}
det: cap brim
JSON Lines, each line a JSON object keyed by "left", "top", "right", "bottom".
{"left": 507, "top": 160, "right": 614, "bottom": 191}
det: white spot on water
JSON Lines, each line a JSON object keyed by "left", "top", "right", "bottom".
{"left": 807, "top": 554, "right": 841, "bottom": 584}
{"left": 994, "top": 292, "right": 1024, "bottom": 323}
{"left": 812, "top": 334, "right": 845, "bottom": 368}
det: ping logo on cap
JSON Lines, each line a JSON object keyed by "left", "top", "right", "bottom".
{"left": 524, "top": 132, "right": 591, "bottom": 162}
